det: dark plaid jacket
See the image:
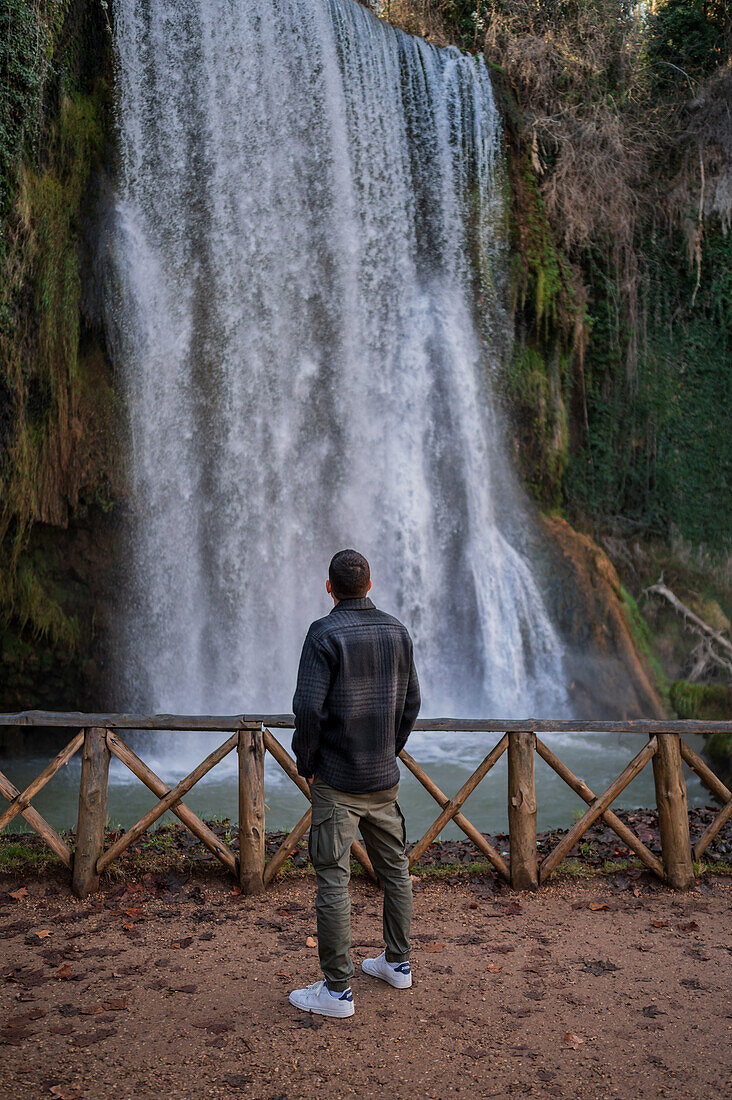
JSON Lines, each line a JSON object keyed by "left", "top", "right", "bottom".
{"left": 292, "top": 597, "right": 421, "bottom": 793}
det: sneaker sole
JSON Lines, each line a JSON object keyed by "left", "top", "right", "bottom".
{"left": 288, "top": 993, "right": 355, "bottom": 1018}
{"left": 361, "top": 961, "right": 412, "bottom": 989}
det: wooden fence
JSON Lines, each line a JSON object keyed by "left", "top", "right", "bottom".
{"left": 1, "top": 711, "right": 731, "bottom": 897}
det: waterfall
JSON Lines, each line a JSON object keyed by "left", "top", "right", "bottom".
{"left": 105, "top": 0, "right": 569, "bottom": 718}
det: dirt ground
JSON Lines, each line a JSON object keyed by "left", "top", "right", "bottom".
{"left": 1, "top": 871, "right": 730, "bottom": 1099}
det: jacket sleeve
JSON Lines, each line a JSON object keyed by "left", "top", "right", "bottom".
{"left": 395, "top": 643, "right": 420, "bottom": 756}
{"left": 292, "top": 631, "right": 332, "bottom": 779}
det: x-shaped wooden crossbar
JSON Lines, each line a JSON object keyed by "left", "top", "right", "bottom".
{"left": 538, "top": 736, "right": 659, "bottom": 882}
{"left": 97, "top": 731, "right": 239, "bottom": 874}
{"left": 0, "top": 732, "right": 83, "bottom": 869}
{"left": 401, "top": 734, "right": 511, "bottom": 879}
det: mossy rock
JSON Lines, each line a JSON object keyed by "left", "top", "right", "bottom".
{"left": 669, "top": 680, "right": 732, "bottom": 721}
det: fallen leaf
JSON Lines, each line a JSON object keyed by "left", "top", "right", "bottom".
{"left": 9, "top": 889, "right": 28, "bottom": 901}
{"left": 0, "top": 1025, "right": 34, "bottom": 1046}
{"left": 102, "top": 998, "right": 127, "bottom": 1011}
{"left": 563, "top": 1032, "right": 584, "bottom": 1049}
{"left": 305, "top": 936, "right": 317, "bottom": 948}
{"left": 53, "top": 965, "right": 74, "bottom": 981}
{"left": 678, "top": 921, "right": 699, "bottom": 933}
{"left": 650, "top": 920, "right": 667, "bottom": 928}
{"left": 422, "top": 942, "right": 446, "bottom": 953}
{"left": 485, "top": 964, "right": 503, "bottom": 973}
{"left": 642, "top": 1004, "right": 665, "bottom": 1018}
{"left": 588, "top": 902, "right": 609, "bottom": 912}
{"left": 33, "top": 930, "right": 53, "bottom": 939}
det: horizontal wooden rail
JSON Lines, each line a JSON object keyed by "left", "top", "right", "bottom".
{"left": 1, "top": 714, "right": 729, "bottom": 896}
{"left": 2, "top": 710, "right": 732, "bottom": 734}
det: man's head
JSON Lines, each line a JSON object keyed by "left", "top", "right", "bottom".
{"left": 327, "top": 549, "right": 371, "bottom": 603}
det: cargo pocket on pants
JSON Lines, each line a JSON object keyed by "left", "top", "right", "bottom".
{"left": 308, "top": 804, "right": 338, "bottom": 867}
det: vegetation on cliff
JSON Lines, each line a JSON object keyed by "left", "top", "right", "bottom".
{"left": 383, "top": 0, "right": 731, "bottom": 551}
{"left": 1, "top": 0, "right": 119, "bottom": 708}
{"left": 1, "top": 0, "right": 729, "bottom": 718}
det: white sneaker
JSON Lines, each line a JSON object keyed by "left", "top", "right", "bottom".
{"left": 288, "top": 980, "right": 355, "bottom": 1018}
{"left": 361, "top": 952, "right": 413, "bottom": 989}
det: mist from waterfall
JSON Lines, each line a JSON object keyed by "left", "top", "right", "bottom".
{"left": 105, "top": 0, "right": 569, "bottom": 719}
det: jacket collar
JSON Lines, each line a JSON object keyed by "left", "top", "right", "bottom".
{"left": 330, "top": 597, "right": 375, "bottom": 613}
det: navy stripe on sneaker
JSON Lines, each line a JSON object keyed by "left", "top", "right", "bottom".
{"left": 338, "top": 990, "right": 353, "bottom": 1001}
{"left": 393, "top": 963, "right": 411, "bottom": 974}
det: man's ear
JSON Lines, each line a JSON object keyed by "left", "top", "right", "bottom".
{"left": 367, "top": 580, "right": 372, "bottom": 593}
{"left": 326, "top": 579, "right": 332, "bottom": 595}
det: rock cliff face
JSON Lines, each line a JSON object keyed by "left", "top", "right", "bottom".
{"left": 540, "top": 517, "right": 666, "bottom": 720}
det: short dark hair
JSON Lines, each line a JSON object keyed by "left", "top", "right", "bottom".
{"left": 329, "top": 549, "right": 370, "bottom": 600}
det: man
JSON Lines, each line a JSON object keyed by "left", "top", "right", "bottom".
{"left": 289, "top": 549, "right": 420, "bottom": 1019}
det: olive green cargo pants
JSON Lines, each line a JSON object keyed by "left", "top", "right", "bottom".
{"left": 309, "top": 776, "right": 412, "bottom": 992}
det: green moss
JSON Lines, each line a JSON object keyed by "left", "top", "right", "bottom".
{"left": 506, "top": 344, "right": 569, "bottom": 509}
{"left": 510, "top": 154, "right": 581, "bottom": 338}
{"left": 1, "top": 1, "right": 117, "bottom": 662}
{"left": 620, "top": 585, "right": 669, "bottom": 704}
{"left": 670, "top": 680, "right": 732, "bottom": 721}
{"left": 0, "top": 839, "right": 58, "bottom": 871}
{"left": 14, "top": 557, "right": 79, "bottom": 651}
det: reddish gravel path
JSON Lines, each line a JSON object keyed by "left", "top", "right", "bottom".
{"left": 1, "top": 873, "right": 730, "bottom": 1099}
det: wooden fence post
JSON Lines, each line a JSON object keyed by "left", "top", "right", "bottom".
{"left": 238, "top": 724, "right": 265, "bottom": 893}
{"left": 72, "top": 727, "right": 110, "bottom": 898}
{"left": 652, "top": 732, "right": 695, "bottom": 889}
{"left": 508, "top": 730, "right": 538, "bottom": 890}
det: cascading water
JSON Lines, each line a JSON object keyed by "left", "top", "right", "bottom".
{"left": 105, "top": 0, "right": 570, "bottom": 720}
